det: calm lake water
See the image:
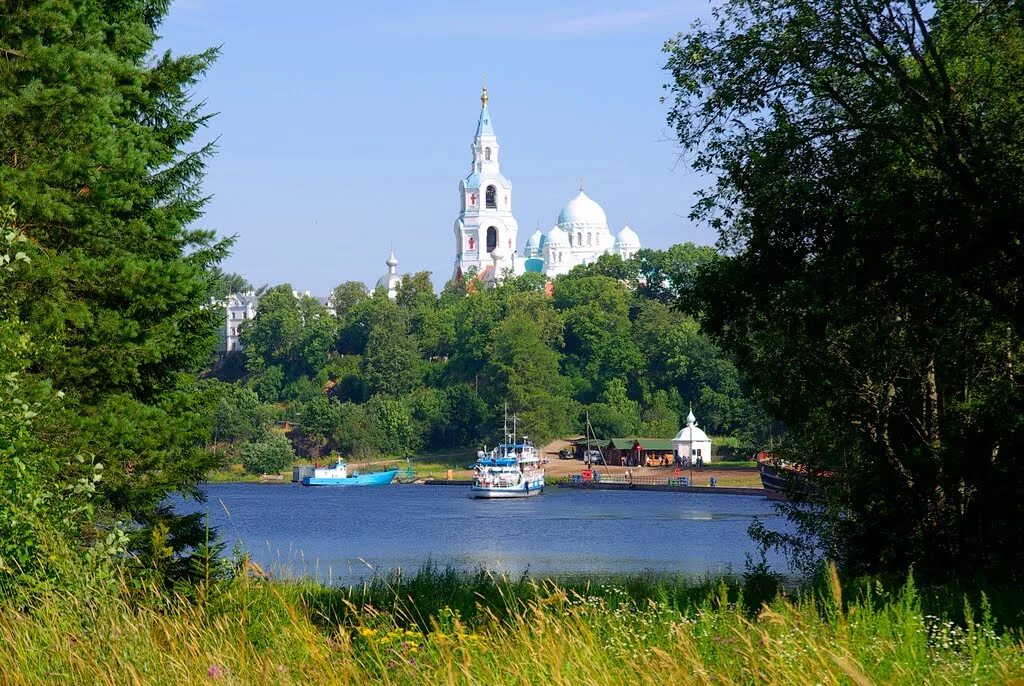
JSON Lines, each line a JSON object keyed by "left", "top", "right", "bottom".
{"left": 176, "top": 484, "right": 791, "bottom": 584}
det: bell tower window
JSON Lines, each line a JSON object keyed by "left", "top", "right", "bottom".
{"left": 485, "top": 147, "right": 491, "bottom": 161}
{"left": 486, "top": 226, "right": 498, "bottom": 252}
{"left": 485, "top": 186, "right": 496, "bottom": 209}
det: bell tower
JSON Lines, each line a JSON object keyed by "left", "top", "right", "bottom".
{"left": 453, "top": 83, "right": 519, "bottom": 280}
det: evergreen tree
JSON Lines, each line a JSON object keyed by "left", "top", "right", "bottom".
{"left": 0, "top": 1, "right": 227, "bottom": 567}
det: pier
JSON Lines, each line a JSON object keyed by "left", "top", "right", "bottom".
{"left": 553, "top": 474, "right": 766, "bottom": 497}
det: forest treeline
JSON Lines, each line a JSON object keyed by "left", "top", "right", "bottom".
{"left": 210, "top": 244, "right": 774, "bottom": 465}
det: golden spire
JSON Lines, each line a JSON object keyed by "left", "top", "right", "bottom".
{"left": 481, "top": 75, "right": 489, "bottom": 106}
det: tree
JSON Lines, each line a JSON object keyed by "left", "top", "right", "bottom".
{"left": 212, "top": 384, "right": 272, "bottom": 444}
{"left": 641, "top": 391, "right": 682, "bottom": 438}
{"left": 0, "top": 207, "right": 112, "bottom": 590}
{"left": 630, "top": 244, "right": 719, "bottom": 304}
{"left": 330, "top": 281, "right": 368, "bottom": 321}
{"left": 337, "top": 294, "right": 399, "bottom": 355}
{"left": 587, "top": 378, "right": 642, "bottom": 438}
{"left": 363, "top": 313, "right": 421, "bottom": 398}
{"left": 240, "top": 436, "right": 295, "bottom": 475}
{"left": 666, "top": 0, "right": 1024, "bottom": 579}
{"left": 300, "top": 397, "right": 341, "bottom": 445}
{"left": 0, "top": 1, "right": 227, "bottom": 566}
{"left": 241, "top": 285, "right": 335, "bottom": 379}
{"left": 483, "top": 303, "right": 572, "bottom": 443}
{"left": 365, "top": 395, "right": 419, "bottom": 456}
{"left": 241, "top": 285, "right": 304, "bottom": 372}
{"left": 395, "top": 271, "right": 436, "bottom": 311}
{"left": 553, "top": 274, "right": 644, "bottom": 401}
{"left": 209, "top": 269, "right": 252, "bottom": 301}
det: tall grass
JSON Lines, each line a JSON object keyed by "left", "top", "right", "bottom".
{"left": 0, "top": 563, "right": 1021, "bottom": 685}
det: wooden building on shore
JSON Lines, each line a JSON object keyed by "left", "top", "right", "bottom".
{"left": 604, "top": 438, "right": 676, "bottom": 467}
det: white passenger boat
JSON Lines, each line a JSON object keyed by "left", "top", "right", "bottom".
{"left": 471, "top": 413, "right": 544, "bottom": 498}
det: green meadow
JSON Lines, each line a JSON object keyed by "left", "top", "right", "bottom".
{"left": 3, "top": 563, "right": 1022, "bottom": 685}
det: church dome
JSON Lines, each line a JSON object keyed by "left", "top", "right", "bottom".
{"left": 525, "top": 228, "right": 543, "bottom": 250}
{"left": 375, "top": 250, "right": 402, "bottom": 298}
{"left": 375, "top": 271, "right": 401, "bottom": 292}
{"left": 615, "top": 224, "right": 640, "bottom": 248}
{"left": 673, "top": 423, "right": 710, "bottom": 444}
{"left": 673, "top": 407, "right": 710, "bottom": 443}
{"left": 557, "top": 190, "right": 608, "bottom": 229}
{"left": 546, "top": 225, "right": 569, "bottom": 246}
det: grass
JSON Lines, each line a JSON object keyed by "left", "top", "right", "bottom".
{"left": 1, "top": 563, "right": 1022, "bottom": 685}
{"left": 204, "top": 462, "right": 267, "bottom": 483}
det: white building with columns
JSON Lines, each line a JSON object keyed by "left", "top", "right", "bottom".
{"left": 452, "top": 86, "right": 642, "bottom": 282}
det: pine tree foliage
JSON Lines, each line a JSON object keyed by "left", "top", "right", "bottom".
{"left": 0, "top": 1, "right": 228, "bottom": 567}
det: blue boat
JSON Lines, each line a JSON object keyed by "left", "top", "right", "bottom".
{"left": 301, "top": 461, "right": 398, "bottom": 487}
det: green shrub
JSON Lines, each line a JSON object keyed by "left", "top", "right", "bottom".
{"left": 240, "top": 436, "right": 295, "bottom": 474}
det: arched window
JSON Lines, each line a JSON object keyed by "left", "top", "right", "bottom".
{"left": 486, "top": 226, "right": 498, "bottom": 252}
{"left": 577, "top": 231, "right": 583, "bottom": 245}
{"left": 485, "top": 185, "right": 496, "bottom": 209}
{"left": 587, "top": 233, "right": 592, "bottom": 246}
{"left": 568, "top": 234, "right": 573, "bottom": 247}
{"left": 485, "top": 147, "right": 491, "bottom": 161}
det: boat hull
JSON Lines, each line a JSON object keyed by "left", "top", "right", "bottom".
{"left": 757, "top": 461, "right": 819, "bottom": 500}
{"left": 470, "top": 485, "right": 543, "bottom": 498}
{"left": 758, "top": 463, "right": 789, "bottom": 494}
{"left": 470, "top": 478, "right": 544, "bottom": 498}
{"left": 303, "top": 469, "right": 398, "bottom": 487}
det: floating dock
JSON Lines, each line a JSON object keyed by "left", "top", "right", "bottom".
{"left": 555, "top": 479, "right": 765, "bottom": 497}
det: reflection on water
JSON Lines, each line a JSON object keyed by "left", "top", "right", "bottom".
{"left": 174, "top": 484, "right": 790, "bottom": 584}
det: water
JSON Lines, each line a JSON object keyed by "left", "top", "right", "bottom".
{"left": 176, "top": 484, "right": 790, "bottom": 584}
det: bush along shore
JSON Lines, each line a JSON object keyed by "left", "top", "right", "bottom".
{"left": 2, "top": 562, "right": 1022, "bottom": 685}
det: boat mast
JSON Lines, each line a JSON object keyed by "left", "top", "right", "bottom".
{"left": 503, "top": 402, "right": 510, "bottom": 453}
{"left": 586, "top": 409, "right": 610, "bottom": 471}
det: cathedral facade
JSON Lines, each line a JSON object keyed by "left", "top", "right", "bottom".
{"left": 453, "top": 86, "right": 641, "bottom": 282}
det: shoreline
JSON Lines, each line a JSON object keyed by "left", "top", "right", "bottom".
{"left": 199, "top": 477, "right": 766, "bottom": 496}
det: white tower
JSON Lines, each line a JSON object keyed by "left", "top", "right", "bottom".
{"left": 453, "top": 84, "right": 519, "bottom": 280}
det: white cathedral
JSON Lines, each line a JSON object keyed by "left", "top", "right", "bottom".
{"left": 451, "top": 85, "right": 641, "bottom": 282}
{"left": 223, "top": 85, "right": 645, "bottom": 354}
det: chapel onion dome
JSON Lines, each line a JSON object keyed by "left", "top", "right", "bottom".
{"left": 673, "top": 409, "right": 710, "bottom": 444}
{"left": 615, "top": 224, "right": 640, "bottom": 248}
{"left": 545, "top": 225, "right": 570, "bottom": 246}
{"left": 525, "top": 227, "right": 544, "bottom": 256}
{"left": 557, "top": 190, "right": 608, "bottom": 230}
{"left": 375, "top": 250, "right": 402, "bottom": 293}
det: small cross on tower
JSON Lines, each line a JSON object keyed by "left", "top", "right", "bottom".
{"left": 470, "top": 193, "right": 477, "bottom": 205}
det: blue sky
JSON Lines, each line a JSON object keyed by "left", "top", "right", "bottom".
{"left": 160, "top": 1, "right": 718, "bottom": 293}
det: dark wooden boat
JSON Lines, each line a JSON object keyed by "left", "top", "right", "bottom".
{"left": 757, "top": 460, "right": 791, "bottom": 500}
{"left": 756, "top": 452, "right": 819, "bottom": 500}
